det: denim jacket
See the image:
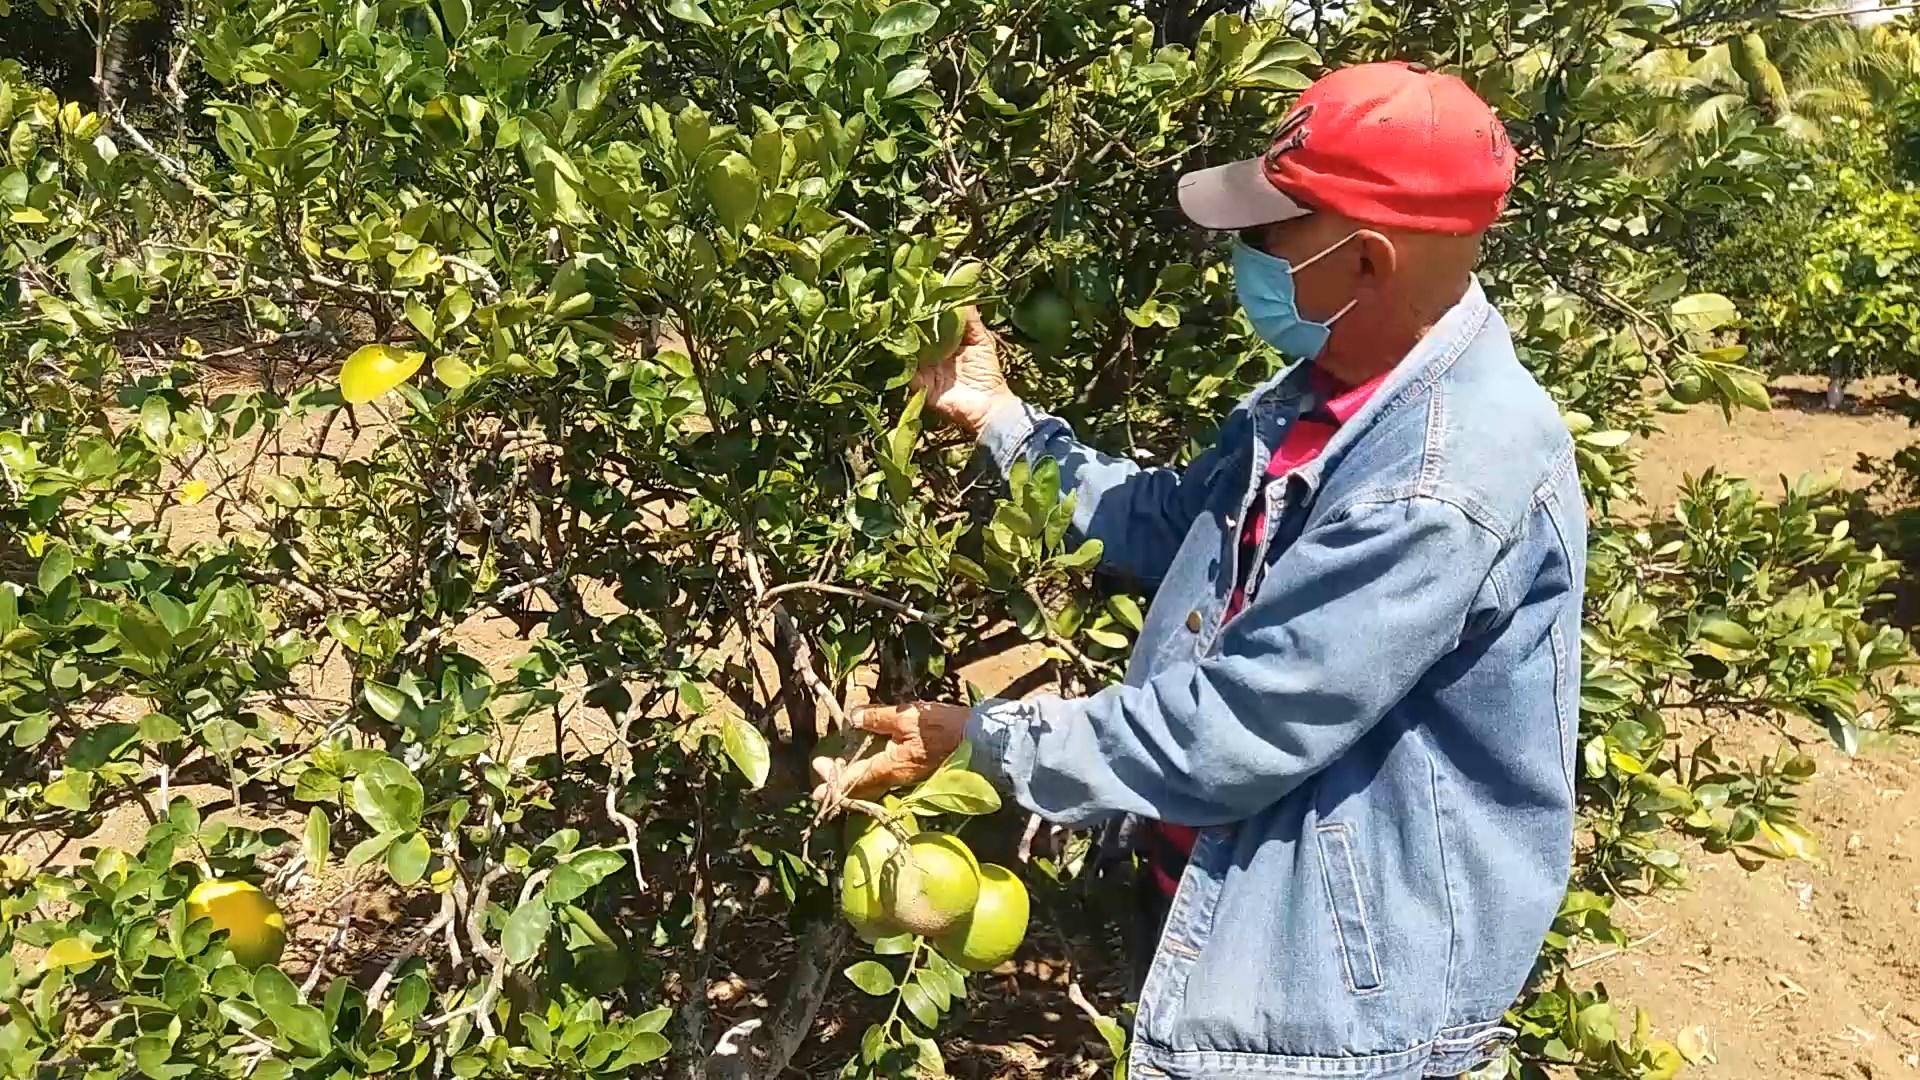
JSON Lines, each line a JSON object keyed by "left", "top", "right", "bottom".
{"left": 965, "top": 279, "right": 1585, "bottom": 1079}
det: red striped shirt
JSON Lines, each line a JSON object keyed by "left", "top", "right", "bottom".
{"left": 1151, "top": 366, "right": 1385, "bottom": 896}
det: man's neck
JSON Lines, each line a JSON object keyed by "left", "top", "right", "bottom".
{"left": 1315, "top": 276, "right": 1471, "bottom": 387}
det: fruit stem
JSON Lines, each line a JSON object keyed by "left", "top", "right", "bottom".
{"left": 881, "top": 937, "right": 927, "bottom": 1038}
{"left": 843, "top": 798, "right": 919, "bottom": 848}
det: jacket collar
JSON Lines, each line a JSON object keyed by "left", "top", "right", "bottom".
{"left": 1247, "top": 276, "right": 1495, "bottom": 495}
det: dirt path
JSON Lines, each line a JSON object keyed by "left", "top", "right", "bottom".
{"left": 1579, "top": 380, "right": 1920, "bottom": 1078}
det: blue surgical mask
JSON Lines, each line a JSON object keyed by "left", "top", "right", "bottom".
{"left": 1231, "top": 234, "right": 1361, "bottom": 361}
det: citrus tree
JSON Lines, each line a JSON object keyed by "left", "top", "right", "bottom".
{"left": 1767, "top": 173, "right": 1920, "bottom": 404}
{"left": 2, "top": 1, "right": 1916, "bottom": 1079}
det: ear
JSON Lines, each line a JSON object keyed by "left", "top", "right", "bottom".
{"left": 1354, "top": 230, "right": 1398, "bottom": 287}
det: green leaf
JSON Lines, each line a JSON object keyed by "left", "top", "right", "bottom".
{"left": 900, "top": 980, "right": 939, "bottom": 1027}
{"left": 434, "top": 355, "right": 475, "bottom": 389}
{"left": 1576, "top": 1001, "right": 1617, "bottom": 1053}
{"left": 1008, "top": 591, "right": 1047, "bottom": 638}
{"left": 720, "top": 715, "right": 771, "bottom": 790}
{"left": 664, "top": 0, "right": 714, "bottom": 25}
{"left": 1106, "top": 595, "right": 1144, "bottom": 631}
{"left": 38, "top": 543, "right": 73, "bottom": 593}
{"left": 872, "top": 1, "right": 939, "bottom": 39}
{"left": 42, "top": 936, "right": 109, "bottom": 969}
{"left": 404, "top": 298, "right": 437, "bottom": 342}
{"left": 843, "top": 960, "right": 896, "bottom": 995}
{"left": 703, "top": 152, "right": 761, "bottom": 232}
{"left": 118, "top": 605, "right": 174, "bottom": 659}
{"left": 65, "top": 723, "right": 138, "bottom": 770}
{"left": 1697, "top": 617, "right": 1758, "bottom": 651}
{"left": 1670, "top": 293, "right": 1738, "bottom": 331}
{"left": 440, "top": 0, "right": 469, "bottom": 38}
{"left": 363, "top": 683, "right": 408, "bottom": 723}
{"left": 906, "top": 767, "right": 999, "bottom": 816}
{"left": 304, "top": 807, "right": 330, "bottom": 870}
{"left": 1054, "top": 539, "right": 1103, "bottom": 570}
{"left": 503, "top": 897, "right": 551, "bottom": 965}
{"left": 250, "top": 966, "right": 330, "bottom": 1053}
{"left": 1241, "top": 66, "right": 1310, "bottom": 90}
{"left": 884, "top": 67, "right": 931, "bottom": 99}
{"left": 624, "top": 1032, "right": 671, "bottom": 1065}
{"left": 251, "top": 964, "right": 300, "bottom": 1013}
{"left": 346, "top": 833, "right": 393, "bottom": 868}
{"left": 140, "top": 394, "right": 172, "bottom": 446}
{"left": 387, "top": 831, "right": 431, "bottom": 885}
{"left": 1759, "top": 819, "right": 1822, "bottom": 862}
{"left": 351, "top": 757, "right": 425, "bottom": 834}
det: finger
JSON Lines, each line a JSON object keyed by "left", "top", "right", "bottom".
{"left": 811, "top": 753, "right": 879, "bottom": 803}
{"left": 849, "top": 703, "right": 918, "bottom": 737}
{"left": 810, "top": 755, "right": 842, "bottom": 787}
{"left": 841, "top": 744, "right": 919, "bottom": 799}
{"left": 960, "top": 305, "right": 991, "bottom": 345}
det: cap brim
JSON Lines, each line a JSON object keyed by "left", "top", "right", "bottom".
{"left": 1177, "top": 157, "right": 1311, "bottom": 230}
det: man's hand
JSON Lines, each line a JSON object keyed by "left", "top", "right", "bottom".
{"left": 912, "top": 306, "right": 1018, "bottom": 435}
{"left": 810, "top": 702, "right": 969, "bottom": 803}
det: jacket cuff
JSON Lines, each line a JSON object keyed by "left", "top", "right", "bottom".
{"left": 964, "top": 696, "right": 1039, "bottom": 790}
{"left": 975, "top": 397, "right": 1042, "bottom": 477}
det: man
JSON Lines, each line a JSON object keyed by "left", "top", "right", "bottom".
{"left": 815, "top": 62, "right": 1585, "bottom": 1080}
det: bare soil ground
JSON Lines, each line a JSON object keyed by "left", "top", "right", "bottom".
{"left": 1581, "top": 375, "right": 1920, "bottom": 1080}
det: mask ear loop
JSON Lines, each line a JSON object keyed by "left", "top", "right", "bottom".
{"left": 1291, "top": 230, "right": 1364, "bottom": 325}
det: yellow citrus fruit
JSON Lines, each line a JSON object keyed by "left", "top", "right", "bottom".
{"left": 934, "top": 863, "right": 1029, "bottom": 972}
{"left": 840, "top": 813, "right": 919, "bottom": 943}
{"left": 878, "top": 832, "right": 980, "bottom": 938}
{"left": 186, "top": 879, "right": 286, "bottom": 968}
{"left": 339, "top": 344, "right": 427, "bottom": 405}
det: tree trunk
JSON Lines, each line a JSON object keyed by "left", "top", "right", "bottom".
{"left": 701, "top": 915, "right": 852, "bottom": 1079}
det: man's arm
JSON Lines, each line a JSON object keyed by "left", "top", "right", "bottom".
{"left": 963, "top": 494, "right": 1502, "bottom": 826}
{"left": 913, "top": 307, "right": 1238, "bottom": 587}
{"left": 977, "top": 397, "right": 1244, "bottom": 587}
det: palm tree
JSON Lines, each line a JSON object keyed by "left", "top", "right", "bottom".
{"left": 1600, "top": 16, "right": 1920, "bottom": 162}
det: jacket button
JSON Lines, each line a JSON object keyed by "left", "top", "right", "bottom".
{"left": 1185, "top": 610, "right": 1203, "bottom": 632}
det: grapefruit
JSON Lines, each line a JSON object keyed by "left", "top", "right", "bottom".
{"left": 840, "top": 813, "right": 918, "bottom": 943}
{"left": 1669, "top": 369, "right": 1710, "bottom": 405}
{"left": 339, "top": 344, "right": 426, "bottom": 404}
{"left": 1012, "top": 289, "right": 1073, "bottom": 349}
{"left": 878, "top": 832, "right": 980, "bottom": 938}
{"left": 186, "top": 879, "right": 286, "bottom": 968}
{"left": 934, "top": 863, "right": 1029, "bottom": 972}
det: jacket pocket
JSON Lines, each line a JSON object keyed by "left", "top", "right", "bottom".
{"left": 1315, "top": 823, "right": 1384, "bottom": 993}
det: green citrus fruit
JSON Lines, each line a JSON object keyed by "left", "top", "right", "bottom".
{"left": 1670, "top": 370, "right": 1710, "bottom": 405}
{"left": 878, "top": 832, "right": 980, "bottom": 938}
{"left": 186, "top": 879, "right": 286, "bottom": 968}
{"left": 840, "top": 813, "right": 919, "bottom": 943}
{"left": 934, "top": 863, "right": 1029, "bottom": 972}
{"left": 1012, "top": 289, "right": 1073, "bottom": 349}
{"left": 339, "top": 344, "right": 426, "bottom": 404}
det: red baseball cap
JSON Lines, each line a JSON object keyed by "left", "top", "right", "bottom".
{"left": 1178, "top": 61, "right": 1515, "bottom": 235}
